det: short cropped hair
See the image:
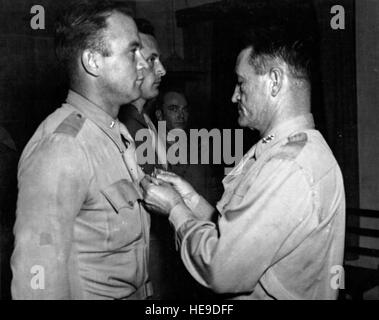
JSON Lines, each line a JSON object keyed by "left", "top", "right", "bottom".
{"left": 55, "top": 0, "right": 133, "bottom": 79}
{"left": 242, "top": 26, "right": 315, "bottom": 82}
{"left": 135, "top": 18, "right": 155, "bottom": 37}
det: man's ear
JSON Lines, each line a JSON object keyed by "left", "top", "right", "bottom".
{"left": 81, "top": 49, "right": 101, "bottom": 77}
{"left": 155, "top": 109, "right": 163, "bottom": 121}
{"left": 269, "top": 67, "right": 283, "bottom": 97}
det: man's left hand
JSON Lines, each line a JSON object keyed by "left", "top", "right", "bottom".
{"left": 140, "top": 175, "right": 185, "bottom": 216}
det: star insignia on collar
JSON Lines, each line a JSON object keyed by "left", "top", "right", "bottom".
{"left": 262, "top": 134, "right": 275, "bottom": 144}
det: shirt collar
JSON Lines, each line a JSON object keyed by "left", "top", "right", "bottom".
{"left": 124, "top": 104, "right": 148, "bottom": 128}
{"left": 66, "top": 90, "right": 119, "bottom": 131}
{"left": 66, "top": 89, "right": 126, "bottom": 151}
{"left": 255, "top": 113, "right": 315, "bottom": 159}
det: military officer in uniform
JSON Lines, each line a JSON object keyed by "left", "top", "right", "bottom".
{"left": 11, "top": 0, "right": 152, "bottom": 299}
{"left": 141, "top": 27, "right": 346, "bottom": 300}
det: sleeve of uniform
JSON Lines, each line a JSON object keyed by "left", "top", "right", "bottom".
{"left": 181, "top": 192, "right": 215, "bottom": 221}
{"left": 170, "top": 157, "right": 319, "bottom": 295}
{"left": 11, "top": 134, "right": 90, "bottom": 299}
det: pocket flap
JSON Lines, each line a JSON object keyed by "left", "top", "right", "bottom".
{"left": 101, "top": 179, "right": 141, "bottom": 212}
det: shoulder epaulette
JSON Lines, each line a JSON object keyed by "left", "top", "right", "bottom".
{"left": 287, "top": 132, "right": 308, "bottom": 145}
{"left": 272, "top": 132, "right": 308, "bottom": 161}
{"left": 54, "top": 112, "right": 85, "bottom": 137}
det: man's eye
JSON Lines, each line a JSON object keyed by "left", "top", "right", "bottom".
{"left": 168, "top": 105, "right": 178, "bottom": 111}
{"left": 130, "top": 49, "right": 137, "bottom": 59}
{"left": 147, "top": 57, "right": 157, "bottom": 66}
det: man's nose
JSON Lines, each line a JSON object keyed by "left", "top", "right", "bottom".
{"left": 179, "top": 108, "right": 188, "bottom": 120}
{"left": 231, "top": 86, "right": 240, "bottom": 103}
{"left": 178, "top": 112, "right": 184, "bottom": 121}
{"left": 136, "top": 49, "right": 149, "bottom": 70}
{"left": 156, "top": 60, "right": 166, "bottom": 77}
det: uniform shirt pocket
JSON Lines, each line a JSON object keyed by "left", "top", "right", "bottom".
{"left": 101, "top": 179, "right": 143, "bottom": 249}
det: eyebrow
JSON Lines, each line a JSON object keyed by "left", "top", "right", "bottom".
{"left": 166, "top": 104, "right": 188, "bottom": 108}
{"left": 127, "top": 40, "right": 141, "bottom": 51}
{"left": 144, "top": 51, "right": 159, "bottom": 60}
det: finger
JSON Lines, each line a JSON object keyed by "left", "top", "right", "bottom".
{"left": 144, "top": 174, "right": 153, "bottom": 182}
{"left": 149, "top": 176, "right": 162, "bottom": 186}
{"left": 140, "top": 175, "right": 152, "bottom": 190}
{"left": 151, "top": 168, "right": 159, "bottom": 178}
{"left": 142, "top": 189, "right": 154, "bottom": 204}
{"left": 156, "top": 173, "right": 180, "bottom": 185}
{"left": 157, "top": 169, "right": 178, "bottom": 177}
{"left": 150, "top": 177, "right": 174, "bottom": 189}
{"left": 155, "top": 168, "right": 167, "bottom": 175}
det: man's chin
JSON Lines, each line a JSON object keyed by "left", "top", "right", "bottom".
{"left": 148, "top": 88, "right": 159, "bottom": 99}
{"left": 126, "top": 88, "right": 142, "bottom": 104}
{"left": 139, "top": 89, "right": 159, "bottom": 101}
{"left": 237, "top": 116, "right": 248, "bottom": 128}
{"left": 131, "top": 90, "right": 142, "bottom": 101}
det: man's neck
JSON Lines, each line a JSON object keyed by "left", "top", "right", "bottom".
{"left": 133, "top": 98, "right": 146, "bottom": 114}
{"left": 71, "top": 84, "right": 120, "bottom": 119}
{"left": 260, "top": 96, "right": 311, "bottom": 138}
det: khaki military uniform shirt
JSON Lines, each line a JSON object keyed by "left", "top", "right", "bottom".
{"left": 11, "top": 90, "right": 151, "bottom": 299}
{"left": 169, "top": 114, "right": 346, "bottom": 299}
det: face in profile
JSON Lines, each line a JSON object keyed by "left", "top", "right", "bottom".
{"left": 139, "top": 33, "right": 166, "bottom": 100}
{"left": 156, "top": 91, "right": 189, "bottom": 132}
{"left": 231, "top": 47, "right": 270, "bottom": 132}
{"left": 98, "top": 12, "right": 148, "bottom": 105}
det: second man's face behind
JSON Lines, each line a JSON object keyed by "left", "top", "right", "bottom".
{"left": 139, "top": 33, "right": 166, "bottom": 100}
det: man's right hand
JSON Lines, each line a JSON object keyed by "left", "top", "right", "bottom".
{"left": 140, "top": 175, "right": 184, "bottom": 216}
{"left": 153, "top": 169, "right": 197, "bottom": 199}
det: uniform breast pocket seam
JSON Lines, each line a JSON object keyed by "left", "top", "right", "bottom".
{"left": 101, "top": 179, "right": 143, "bottom": 250}
{"left": 101, "top": 179, "right": 141, "bottom": 213}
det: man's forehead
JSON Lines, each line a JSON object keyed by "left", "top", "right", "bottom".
{"left": 163, "top": 92, "right": 187, "bottom": 106}
{"left": 105, "top": 12, "right": 140, "bottom": 44}
{"left": 140, "top": 33, "right": 159, "bottom": 54}
{"left": 235, "top": 47, "right": 253, "bottom": 75}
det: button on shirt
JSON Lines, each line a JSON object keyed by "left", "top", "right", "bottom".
{"left": 11, "top": 90, "right": 151, "bottom": 299}
{"left": 168, "top": 114, "right": 346, "bottom": 299}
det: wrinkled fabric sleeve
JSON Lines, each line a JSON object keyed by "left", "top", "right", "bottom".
{"left": 170, "top": 193, "right": 216, "bottom": 251}
{"left": 169, "top": 158, "right": 318, "bottom": 295}
{"left": 182, "top": 192, "right": 215, "bottom": 221}
{"left": 11, "top": 134, "right": 90, "bottom": 299}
